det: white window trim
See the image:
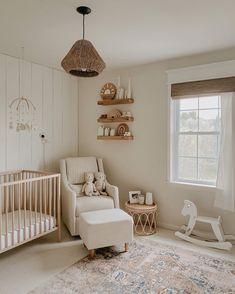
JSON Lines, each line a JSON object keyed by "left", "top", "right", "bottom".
{"left": 167, "top": 88, "right": 219, "bottom": 189}
{"left": 171, "top": 98, "right": 220, "bottom": 187}
{"left": 166, "top": 60, "right": 235, "bottom": 190}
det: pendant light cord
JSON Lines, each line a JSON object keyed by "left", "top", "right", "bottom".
{"left": 83, "top": 14, "right": 85, "bottom": 39}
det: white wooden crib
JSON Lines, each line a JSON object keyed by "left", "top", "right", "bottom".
{"left": 0, "top": 170, "right": 61, "bottom": 254}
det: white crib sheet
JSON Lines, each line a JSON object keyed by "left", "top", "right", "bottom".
{"left": 0, "top": 210, "right": 55, "bottom": 250}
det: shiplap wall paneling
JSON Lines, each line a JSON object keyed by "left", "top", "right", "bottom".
{"left": 6, "top": 56, "right": 20, "bottom": 170}
{"left": 72, "top": 77, "right": 79, "bottom": 156}
{"left": 52, "top": 70, "right": 63, "bottom": 171}
{"left": 62, "top": 74, "right": 73, "bottom": 159}
{"left": 0, "top": 55, "right": 6, "bottom": 171}
{"left": 31, "top": 63, "right": 43, "bottom": 170}
{"left": 19, "top": 60, "right": 32, "bottom": 169}
{"left": 0, "top": 53, "right": 79, "bottom": 172}
{"left": 43, "top": 67, "right": 53, "bottom": 171}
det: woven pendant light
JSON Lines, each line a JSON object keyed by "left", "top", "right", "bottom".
{"left": 61, "top": 6, "right": 105, "bottom": 77}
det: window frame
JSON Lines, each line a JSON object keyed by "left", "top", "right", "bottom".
{"left": 170, "top": 95, "right": 221, "bottom": 187}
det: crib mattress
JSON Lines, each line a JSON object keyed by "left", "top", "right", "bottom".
{"left": 0, "top": 210, "right": 55, "bottom": 250}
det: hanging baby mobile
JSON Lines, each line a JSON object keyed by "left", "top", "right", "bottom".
{"left": 9, "top": 48, "right": 37, "bottom": 132}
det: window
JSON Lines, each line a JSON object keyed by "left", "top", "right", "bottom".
{"left": 171, "top": 95, "right": 221, "bottom": 186}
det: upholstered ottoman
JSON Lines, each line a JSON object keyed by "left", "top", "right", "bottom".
{"left": 79, "top": 208, "right": 133, "bottom": 257}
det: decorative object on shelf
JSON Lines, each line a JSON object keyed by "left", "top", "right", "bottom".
{"left": 121, "top": 111, "right": 132, "bottom": 119}
{"left": 104, "top": 127, "right": 110, "bottom": 136}
{"left": 124, "top": 131, "right": 131, "bottom": 137}
{"left": 82, "top": 172, "right": 99, "bottom": 196}
{"left": 127, "top": 78, "right": 132, "bottom": 99}
{"left": 94, "top": 172, "right": 107, "bottom": 196}
{"left": 9, "top": 47, "right": 37, "bottom": 133}
{"left": 175, "top": 200, "right": 235, "bottom": 250}
{"left": 97, "top": 126, "right": 104, "bottom": 136}
{"left": 61, "top": 6, "right": 105, "bottom": 77}
{"left": 138, "top": 195, "right": 145, "bottom": 205}
{"left": 100, "top": 83, "right": 117, "bottom": 100}
{"left": 115, "top": 76, "right": 121, "bottom": 99}
{"left": 117, "top": 123, "right": 129, "bottom": 136}
{"left": 145, "top": 192, "right": 153, "bottom": 205}
{"left": 100, "top": 114, "right": 107, "bottom": 119}
{"left": 110, "top": 128, "right": 116, "bottom": 136}
{"left": 107, "top": 109, "right": 122, "bottom": 119}
{"left": 118, "top": 87, "right": 125, "bottom": 99}
{"left": 129, "top": 191, "right": 141, "bottom": 204}
{"left": 125, "top": 201, "right": 157, "bottom": 236}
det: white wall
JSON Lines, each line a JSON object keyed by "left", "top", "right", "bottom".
{"left": 78, "top": 48, "right": 235, "bottom": 234}
{"left": 0, "top": 53, "right": 79, "bottom": 172}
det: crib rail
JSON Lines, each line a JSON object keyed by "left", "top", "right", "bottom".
{"left": 0, "top": 170, "right": 61, "bottom": 253}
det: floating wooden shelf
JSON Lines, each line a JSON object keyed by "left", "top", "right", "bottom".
{"left": 97, "top": 117, "right": 134, "bottom": 123}
{"left": 97, "top": 98, "right": 134, "bottom": 105}
{"left": 97, "top": 136, "right": 134, "bottom": 140}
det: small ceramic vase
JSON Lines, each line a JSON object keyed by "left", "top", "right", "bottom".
{"left": 119, "top": 88, "right": 124, "bottom": 99}
{"left": 97, "top": 126, "right": 104, "bottom": 136}
{"left": 138, "top": 195, "right": 145, "bottom": 205}
{"left": 110, "top": 128, "right": 115, "bottom": 136}
{"left": 104, "top": 127, "right": 110, "bottom": 136}
{"left": 127, "top": 78, "right": 132, "bottom": 98}
{"left": 145, "top": 192, "right": 153, "bottom": 205}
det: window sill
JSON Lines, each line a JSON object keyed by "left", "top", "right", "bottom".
{"left": 167, "top": 181, "right": 216, "bottom": 192}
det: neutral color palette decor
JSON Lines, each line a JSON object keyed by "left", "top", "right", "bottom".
{"left": 0, "top": 170, "right": 61, "bottom": 253}
{"left": 61, "top": 6, "right": 105, "bottom": 77}
{"left": 30, "top": 238, "right": 235, "bottom": 293}
{"left": 125, "top": 201, "right": 157, "bottom": 235}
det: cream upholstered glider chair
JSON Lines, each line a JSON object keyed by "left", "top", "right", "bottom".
{"left": 60, "top": 157, "right": 119, "bottom": 236}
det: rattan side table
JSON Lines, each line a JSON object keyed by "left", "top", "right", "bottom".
{"left": 125, "top": 201, "right": 157, "bottom": 236}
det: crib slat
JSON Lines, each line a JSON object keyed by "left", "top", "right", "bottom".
{"left": 18, "top": 182, "right": 21, "bottom": 243}
{"left": 49, "top": 178, "right": 52, "bottom": 229}
{"left": 35, "top": 181, "right": 37, "bottom": 236}
{"left": 44, "top": 180, "right": 47, "bottom": 232}
{"left": 56, "top": 175, "right": 61, "bottom": 242}
{"left": 40, "top": 180, "right": 42, "bottom": 234}
{"left": 5, "top": 181, "right": 9, "bottom": 249}
{"left": 23, "top": 180, "right": 27, "bottom": 241}
{"left": 29, "top": 179, "right": 32, "bottom": 238}
{"left": 53, "top": 178, "right": 56, "bottom": 225}
{"left": 12, "top": 182, "right": 15, "bottom": 246}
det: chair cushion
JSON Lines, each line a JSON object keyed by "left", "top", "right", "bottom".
{"left": 69, "top": 184, "right": 84, "bottom": 196}
{"left": 66, "top": 157, "right": 98, "bottom": 184}
{"left": 76, "top": 196, "right": 114, "bottom": 217}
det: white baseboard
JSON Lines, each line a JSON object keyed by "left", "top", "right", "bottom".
{"left": 157, "top": 222, "right": 181, "bottom": 232}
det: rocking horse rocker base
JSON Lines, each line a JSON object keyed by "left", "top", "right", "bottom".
{"left": 175, "top": 200, "right": 235, "bottom": 251}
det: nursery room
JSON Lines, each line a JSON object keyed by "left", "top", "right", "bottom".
{"left": 0, "top": 0, "right": 235, "bottom": 293}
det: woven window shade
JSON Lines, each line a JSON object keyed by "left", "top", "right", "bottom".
{"left": 171, "top": 76, "right": 235, "bottom": 99}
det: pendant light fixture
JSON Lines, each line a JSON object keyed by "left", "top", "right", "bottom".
{"left": 61, "top": 6, "right": 106, "bottom": 77}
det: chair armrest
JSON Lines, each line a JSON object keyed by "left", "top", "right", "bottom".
{"left": 106, "top": 181, "right": 119, "bottom": 208}
{"left": 60, "top": 160, "right": 77, "bottom": 235}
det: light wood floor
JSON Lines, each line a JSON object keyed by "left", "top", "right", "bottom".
{"left": 0, "top": 224, "right": 234, "bottom": 294}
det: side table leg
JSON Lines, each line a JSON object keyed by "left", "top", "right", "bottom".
{"left": 125, "top": 243, "right": 129, "bottom": 252}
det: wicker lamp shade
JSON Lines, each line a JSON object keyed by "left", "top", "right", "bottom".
{"left": 61, "top": 39, "right": 106, "bottom": 77}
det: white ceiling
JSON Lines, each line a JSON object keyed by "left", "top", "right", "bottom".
{"left": 0, "top": 0, "right": 235, "bottom": 71}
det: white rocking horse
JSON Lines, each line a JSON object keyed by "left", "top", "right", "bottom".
{"left": 175, "top": 200, "right": 235, "bottom": 250}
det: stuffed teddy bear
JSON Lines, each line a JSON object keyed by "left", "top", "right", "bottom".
{"left": 95, "top": 172, "right": 107, "bottom": 196}
{"left": 82, "top": 172, "right": 100, "bottom": 196}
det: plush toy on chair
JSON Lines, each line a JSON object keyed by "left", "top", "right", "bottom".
{"left": 82, "top": 172, "right": 100, "bottom": 196}
{"left": 95, "top": 172, "right": 108, "bottom": 196}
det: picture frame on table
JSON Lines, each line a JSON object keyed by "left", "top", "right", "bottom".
{"left": 129, "top": 191, "right": 141, "bottom": 204}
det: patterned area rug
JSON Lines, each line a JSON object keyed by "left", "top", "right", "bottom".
{"left": 30, "top": 238, "right": 235, "bottom": 293}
